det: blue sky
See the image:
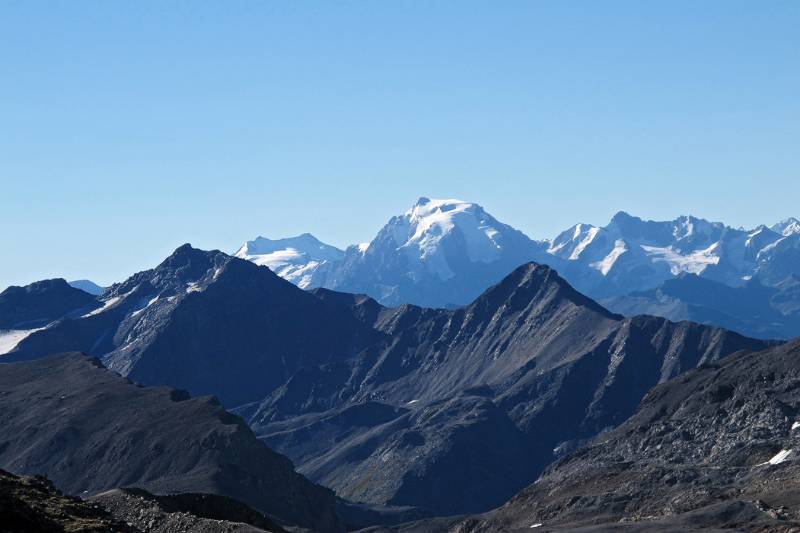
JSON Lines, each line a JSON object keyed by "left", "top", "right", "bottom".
{"left": 1, "top": 1, "right": 799, "bottom": 287}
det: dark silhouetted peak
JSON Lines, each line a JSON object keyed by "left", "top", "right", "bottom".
{"left": 609, "top": 210, "right": 637, "bottom": 224}
{"left": 415, "top": 196, "right": 431, "bottom": 206}
{"left": 0, "top": 278, "right": 73, "bottom": 299}
{"left": 473, "top": 261, "right": 618, "bottom": 319}
{"left": 157, "top": 243, "right": 224, "bottom": 274}
{"left": 103, "top": 244, "right": 231, "bottom": 298}
{"left": 0, "top": 278, "right": 99, "bottom": 329}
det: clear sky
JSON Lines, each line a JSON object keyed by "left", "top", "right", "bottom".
{"left": 1, "top": 1, "right": 799, "bottom": 288}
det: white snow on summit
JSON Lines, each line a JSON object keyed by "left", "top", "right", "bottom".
{"left": 235, "top": 233, "right": 344, "bottom": 288}
{"left": 772, "top": 218, "right": 800, "bottom": 237}
{"left": 235, "top": 200, "right": 799, "bottom": 304}
{"left": 387, "top": 197, "right": 508, "bottom": 280}
{"left": 548, "top": 223, "right": 600, "bottom": 259}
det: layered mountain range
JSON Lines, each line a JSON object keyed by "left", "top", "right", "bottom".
{"left": 0, "top": 245, "right": 770, "bottom": 518}
{"left": 2, "top": 200, "right": 798, "bottom": 530}
{"left": 236, "top": 199, "right": 800, "bottom": 338}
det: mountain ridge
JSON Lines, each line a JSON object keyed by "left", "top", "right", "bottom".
{"left": 1, "top": 245, "right": 775, "bottom": 516}
{"left": 236, "top": 200, "right": 800, "bottom": 310}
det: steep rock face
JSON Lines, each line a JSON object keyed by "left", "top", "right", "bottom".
{"left": 0, "top": 353, "right": 342, "bottom": 532}
{"left": 241, "top": 263, "right": 769, "bottom": 515}
{"left": 458, "top": 339, "right": 800, "bottom": 532}
{"left": 6, "top": 244, "right": 382, "bottom": 407}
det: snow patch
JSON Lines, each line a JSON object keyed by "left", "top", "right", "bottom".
{"left": 590, "top": 239, "right": 627, "bottom": 275}
{"left": 760, "top": 449, "right": 793, "bottom": 466}
{"left": 186, "top": 282, "right": 202, "bottom": 294}
{"left": 568, "top": 226, "right": 600, "bottom": 260}
{"left": 771, "top": 218, "right": 800, "bottom": 237}
{"left": 530, "top": 524, "right": 543, "bottom": 529}
{"left": 82, "top": 296, "right": 121, "bottom": 317}
{"left": 0, "top": 328, "right": 45, "bottom": 355}
{"left": 131, "top": 295, "right": 160, "bottom": 317}
{"left": 792, "top": 421, "right": 800, "bottom": 431}
{"left": 640, "top": 243, "right": 720, "bottom": 275}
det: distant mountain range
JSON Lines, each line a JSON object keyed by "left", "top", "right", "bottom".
{"left": 236, "top": 198, "right": 800, "bottom": 338}
{"left": 237, "top": 197, "right": 554, "bottom": 308}
{"left": 601, "top": 272, "right": 800, "bottom": 341}
{"left": 0, "top": 245, "right": 769, "bottom": 516}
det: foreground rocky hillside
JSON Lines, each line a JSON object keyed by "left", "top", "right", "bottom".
{"left": 0, "top": 468, "right": 285, "bottom": 533}
{"left": 0, "top": 353, "right": 341, "bottom": 532}
{"left": 449, "top": 339, "right": 800, "bottom": 531}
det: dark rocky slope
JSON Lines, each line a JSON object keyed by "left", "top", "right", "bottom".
{"left": 0, "top": 353, "right": 341, "bottom": 532}
{"left": 6, "top": 244, "right": 382, "bottom": 406}
{"left": 452, "top": 339, "right": 800, "bottom": 531}
{"left": 243, "top": 263, "right": 770, "bottom": 515}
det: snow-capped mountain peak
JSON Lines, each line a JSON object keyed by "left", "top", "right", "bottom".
{"left": 234, "top": 201, "right": 798, "bottom": 308}
{"left": 547, "top": 223, "right": 600, "bottom": 260}
{"left": 234, "top": 233, "right": 343, "bottom": 288}
{"left": 394, "top": 197, "right": 505, "bottom": 267}
{"left": 772, "top": 218, "right": 800, "bottom": 237}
